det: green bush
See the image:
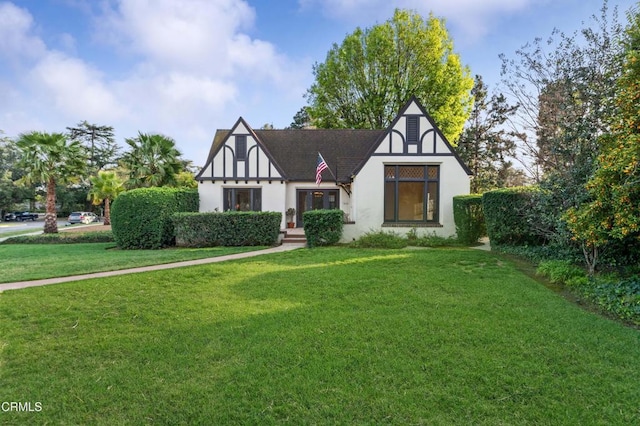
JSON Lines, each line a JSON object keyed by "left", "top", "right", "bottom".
{"left": 580, "top": 277, "right": 640, "bottom": 325}
{"left": 483, "top": 187, "right": 542, "bottom": 246}
{"left": 453, "top": 194, "right": 486, "bottom": 245}
{"left": 350, "top": 230, "right": 408, "bottom": 249}
{"left": 111, "top": 187, "right": 198, "bottom": 249}
{"left": 411, "top": 232, "right": 463, "bottom": 248}
{"left": 173, "top": 211, "right": 281, "bottom": 247}
{"left": 495, "top": 244, "right": 583, "bottom": 265}
{"left": 537, "top": 260, "right": 587, "bottom": 286}
{"left": 303, "top": 210, "right": 344, "bottom": 247}
{"left": 0, "top": 231, "right": 114, "bottom": 245}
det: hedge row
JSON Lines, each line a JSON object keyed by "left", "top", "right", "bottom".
{"left": 482, "top": 187, "right": 542, "bottom": 246}
{"left": 173, "top": 211, "right": 281, "bottom": 247}
{"left": 111, "top": 187, "right": 199, "bottom": 249}
{"left": 303, "top": 210, "right": 344, "bottom": 247}
{"left": 0, "top": 231, "right": 114, "bottom": 245}
{"left": 453, "top": 194, "right": 485, "bottom": 245}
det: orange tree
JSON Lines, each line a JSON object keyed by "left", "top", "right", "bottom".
{"left": 566, "top": 8, "right": 640, "bottom": 274}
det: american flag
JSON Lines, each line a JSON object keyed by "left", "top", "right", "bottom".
{"left": 316, "top": 152, "right": 329, "bottom": 185}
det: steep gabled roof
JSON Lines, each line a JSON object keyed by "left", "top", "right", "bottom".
{"left": 196, "top": 96, "right": 472, "bottom": 181}
{"left": 254, "top": 129, "right": 385, "bottom": 182}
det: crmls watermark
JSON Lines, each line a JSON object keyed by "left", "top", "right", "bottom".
{"left": 1, "top": 402, "right": 43, "bottom": 412}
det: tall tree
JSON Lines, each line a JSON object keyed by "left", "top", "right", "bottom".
{"left": 566, "top": 6, "right": 640, "bottom": 273}
{"left": 500, "top": 1, "right": 623, "bottom": 181}
{"left": 16, "top": 132, "right": 87, "bottom": 233}
{"left": 500, "top": 1, "right": 624, "bottom": 247}
{"left": 455, "top": 75, "right": 519, "bottom": 193}
{"left": 120, "top": 132, "right": 184, "bottom": 188}
{"left": 88, "top": 171, "right": 124, "bottom": 226}
{"left": 66, "top": 121, "right": 119, "bottom": 171}
{"left": 305, "top": 8, "right": 473, "bottom": 142}
{"left": 288, "top": 107, "right": 312, "bottom": 129}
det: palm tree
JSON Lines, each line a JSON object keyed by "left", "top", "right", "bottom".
{"left": 16, "top": 132, "right": 86, "bottom": 233}
{"left": 120, "top": 132, "right": 183, "bottom": 188}
{"left": 88, "top": 171, "right": 124, "bottom": 225}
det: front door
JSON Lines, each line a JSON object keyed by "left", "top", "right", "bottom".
{"left": 296, "top": 189, "right": 339, "bottom": 227}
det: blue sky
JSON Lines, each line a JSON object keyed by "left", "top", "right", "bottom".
{"left": 0, "top": 0, "right": 634, "bottom": 165}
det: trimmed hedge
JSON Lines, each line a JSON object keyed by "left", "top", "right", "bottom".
{"left": 303, "top": 210, "right": 344, "bottom": 247}
{"left": 482, "top": 187, "right": 542, "bottom": 246}
{"left": 0, "top": 231, "right": 114, "bottom": 245}
{"left": 453, "top": 194, "right": 486, "bottom": 245}
{"left": 111, "top": 187, "right": 198, "bottom": 249}
{"left": 173, "top": 211, "right": 281, "bottom": 247}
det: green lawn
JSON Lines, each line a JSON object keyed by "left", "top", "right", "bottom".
{"left": 1, "top": 248, "right": 639, "bottom": 424}
{"left": 0, "top": 243, "right": 264, "bottom": 283}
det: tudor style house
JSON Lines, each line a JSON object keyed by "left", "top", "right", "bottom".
{"left": 195, "top": 97, "right": 471, "bottom": 242}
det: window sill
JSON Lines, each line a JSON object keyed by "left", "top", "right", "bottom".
{"left": 382, "top": 222, "right": 443, "bottom": 228}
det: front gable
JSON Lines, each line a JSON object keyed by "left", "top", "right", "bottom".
{"left": 195, "top": 117, "right": 285, "bottom": 182}
{"left": 360, "top": 97, "right": 472, "bottom": 175}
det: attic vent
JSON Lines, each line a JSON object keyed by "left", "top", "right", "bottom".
{"left": 236, "top": 136, "right": 247, "bottom": 161}
{"left": 407, "top": 116, "right": 419, "bottom": 144}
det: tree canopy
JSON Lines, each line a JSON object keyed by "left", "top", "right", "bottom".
{"left": 120, "top": 132, "right": 184, "bottom": 189}
{"left": 566, "top": 6, "right": 640, "bottom": 273}
{"left": 305, "top": 9, "right": 473, "bottom": 142}
{"left": 455, "top": 75, "right": 519, "bottom": 193}
{"left": 66, "top": 121, "right": 119, "bottom": 172}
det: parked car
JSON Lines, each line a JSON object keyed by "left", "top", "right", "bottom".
{"left": 67, "top": 212, "right": 99, "bottom": 225}
{"left": 4, "top": 211, "right": 39, "bottom": 221}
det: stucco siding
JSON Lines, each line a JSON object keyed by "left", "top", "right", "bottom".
{"left": 198, "top": 181, "right": 287, "bottom": 219}
{"left": 341, "top": 155, "right": 470, "bottom": 242}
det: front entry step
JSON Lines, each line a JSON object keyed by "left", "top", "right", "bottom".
{"left": 281, "top": 229, "right": 307, "bottom": 245}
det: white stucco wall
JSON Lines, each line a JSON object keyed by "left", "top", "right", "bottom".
{"left": 198, "top": 181, "right": 288, "bottom": 226}
{"left": 341, "top": 155, "right": 470, "bottom": 243}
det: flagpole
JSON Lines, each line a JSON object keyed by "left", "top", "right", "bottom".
{"left": 318, "top": 151, "right": 337, "bottom": 181}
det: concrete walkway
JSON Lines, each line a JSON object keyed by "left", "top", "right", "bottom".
{"left": 0, "top": 243, "right": 306, "bottom": 292}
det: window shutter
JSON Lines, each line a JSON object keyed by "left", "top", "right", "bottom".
{"left": 235, "top": 136, "right": 247, "bottom": 161}
{"left": 407, "top": 116, "right": 419, "bottom": 143}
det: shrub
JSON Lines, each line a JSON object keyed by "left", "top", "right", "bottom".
{"left": 483, "top": 187, "right": 542, "bottom": 246}
{"left": 111, "top": 187, "right": 198, "bottom": 249}
{"left": 580, "top": 277, "right": 640, "bottom": 325}
{"left": 537, "top": 260, "right": 587, "bottom": 286}
{"left": 0, "top": 231, "right": 114, "bottom": 245}
{"left": 411, "top": 232, "right": 463, "bottom": 248}
{"left": 495, "top": 244, "right": 583, "bottom": 265}
{"left": 453, "top": 194, "right": 486, "bottom": 245}
{"left": 350, "top": 230, "right": 408, "bottom": 249}
{"left": 303, "top": 210, "right": 344, "bottom": 247}
{"left": 173, "top": 211, "right": 281, "bottom": 247}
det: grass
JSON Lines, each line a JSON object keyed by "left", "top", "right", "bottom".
{"left": 0, "top": 243, "right": 264, "bottom": 283}
{"left": 0, "top": 247, "right": 638, "bottom": 424}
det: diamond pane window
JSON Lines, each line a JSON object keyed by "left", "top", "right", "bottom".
{"left": 384, "top": 165, "right": 439, "bottom": 223}
{"left": 384, "top": 166, "right": 396, "bottom": 179}
{"left": 399, "top": 166, "right": 424, "bottom": 179}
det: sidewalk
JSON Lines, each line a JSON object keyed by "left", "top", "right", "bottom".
{"left": 0, "top": 243, "right": 306, "bottom": 292}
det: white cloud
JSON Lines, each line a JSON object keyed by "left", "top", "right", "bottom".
{"left": 97, "top": 0, "right": 284, "bottom": 78}
{"left": 0, "top": 0, "right": 309, "bottom": 162}
{"left": 0, "top": 2, "right": 46, "bottom": 61}
{"left": 28, "top": 51, "right": 126, "bottom": 121}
